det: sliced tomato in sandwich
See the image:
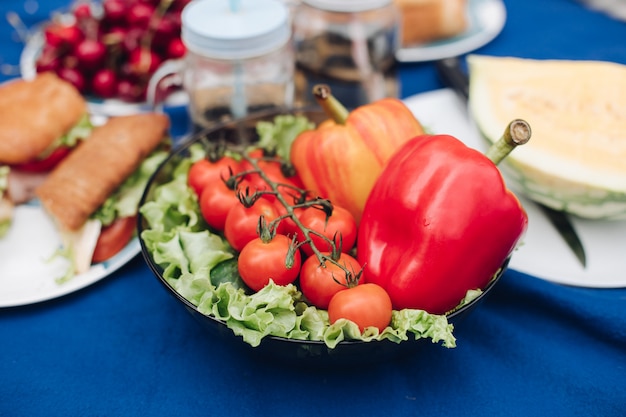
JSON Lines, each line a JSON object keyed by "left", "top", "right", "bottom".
{"left": 12, "top": 146, "right": 72, "bottom": 173}
{"left": 91, "top": 216, "right": 137, "bottom": 263}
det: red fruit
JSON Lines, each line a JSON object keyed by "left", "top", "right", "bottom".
{"left": 74, "top": 39, "right": 107, "bottom": 70}
{"left": 57, "top": 67, "right": 86, "bottom": 92}
{"left": 151, "top": 15, "right": 179, "bottom": 47}
{"left": 73, "top": 3, "right": 92, "bottom": 20}
{"left": 127, "top": 3, "right": 155, "bottom": 28}
{"left": 44, "top": 23, "right": 83, "bottom": 49}
{"left": 116, "top": 78, "right": 144, "bottom": 102}
{"left": 171, "top": 0, "right": 193, "bottom": 12}
{"left": 122, "top": 28, "right": 144, "bottom": 54}
{"left": 102, "top": 0, "right": 127, "bottom": 24}
{"left": 91, "top": 69, "right": 118, "bottom": 98}
{"left": 128, "top": 48, "right": 162, "bottom": 75}
{"left": 166, "top": 38, "right": 186, "bottom": 59}
{"left": 35, "top": 46, "right": 61, "bottom": 73}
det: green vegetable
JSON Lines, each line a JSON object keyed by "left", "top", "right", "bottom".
{"left": 0, "top": 165, "right": 13, "bottom": 237}
{"left": 139, "top": 117, "right": 457, "bottom": 349}
{"left": 94, "top": 148, "right": 169, "bottom": 226}
{"left": 210, "top": 258, "right": 247, "bottom": 290}
{"left": 0, "top": 165, "right": 11, "bottom": 238}
{"left": 256, "top": 114, "right": 315, "bottom": 161}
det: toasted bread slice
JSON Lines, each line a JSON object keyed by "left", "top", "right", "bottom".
{"left": 0, "top": 72, "right": 87, "bottom": 165}
{"left": 36, "top": 113, "right": 169, "bottom": 231}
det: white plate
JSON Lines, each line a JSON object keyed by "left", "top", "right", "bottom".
{"left": 0, "top": 201, "right": 140, "bottom": 308}
{"left": 403, "top": 88, "right": 626, "bottom": 288}
{"left": 395, "top": 0, "right": 506, "bottom": 63}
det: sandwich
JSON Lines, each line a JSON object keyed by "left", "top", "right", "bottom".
{"left": 0, "top": 72, "right": 92, "bottom": 171}
{"left": 36, "top": 112, "right": 171, "bottom": 279}
{"left": 0, "top": 72, "right": 92, "bottom": 236}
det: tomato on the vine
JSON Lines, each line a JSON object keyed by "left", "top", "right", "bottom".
{"left": 199, "top": 180, "right": 239, "bottom": 231}
{"left": 241, "top": 149, "right": 304, "bottom": 203}
{"left": 296, "top": 205, "right": 357, "bottom": 257}
{"left": 238, "top": 234, "right": 302, "bottom": 292}
{"left": 224, "top": 197, "right": 283, "bottom": 252}
{"left": 328, "top": 283, "right": 393, "bottom": 332}
{"left": 188, "top": 156, "right": 242, "bottom": 197}
{"left": 92, "top": 216, "right": 136, "bottom": 263}
{"left": 299, "top": 252, "right": 362, "bottom": 309}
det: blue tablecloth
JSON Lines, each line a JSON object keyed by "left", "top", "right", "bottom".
{"left": 1, "top": 1, "right": 625, "bottom": 416}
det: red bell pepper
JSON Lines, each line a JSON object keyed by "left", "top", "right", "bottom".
{"left": 357, "top": 120, "right": 531, "bottom": 314}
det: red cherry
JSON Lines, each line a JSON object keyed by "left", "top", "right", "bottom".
{"left": 57, "top": 67, "right": 86, "bottom": 92}
{"left": 171, "top": 0, "right": 193, "bottom": 12}
{"left": 102, "top": 0, "right": 127, "bottom": 24}
{"left": 127, "top": 3, "right": 155, "bottom": 28}
{"left": 73, "top": 3, "right": 92, "bottom": 20}
{"left": 100, "top": 26, "right": 127, "bottom": 47}
{"left": 151, "top": 15, "right": 178, "bottom": 47}
{"left": 116, "top": 78, "right": 144, "bottom": 102}
{"left": 44, "top": 23, "right": 83, "bottom": 49}
{"left": 74, "top": 39, "right": 107, "bottom": 70}
{"left": 35, "top": 45, "right": 62, "bottom": 73}
{"left": 91, "top": 69, "right": 118, "bottom": 98}
{"left": 128, "top": 48, "right": 162, "bottom": 75}
{"left": 122, "top": 28, "right": 144, "bottom": 54}
{"left": 166, "top": 38, "right": 186, "bottom": 59}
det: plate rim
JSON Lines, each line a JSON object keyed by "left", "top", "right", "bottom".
{"left": 0, "top": 229, "right": 140, "bottom": 308}
{"left": 395, "top": 0, "right": 507, "bottom": 63}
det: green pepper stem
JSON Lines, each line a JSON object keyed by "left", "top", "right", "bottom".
{"left": 485, "top": 119, "right": 532, "bottom": 165}
{"left": 312, "top": 84, "right": 350, "bottom": 125}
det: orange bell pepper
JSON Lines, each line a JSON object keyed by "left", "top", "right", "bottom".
{"left": 290, "top": 85, "right": 424, "bottom": 223}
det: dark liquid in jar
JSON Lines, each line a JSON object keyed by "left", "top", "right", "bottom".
{"left": 295, "top": 28, "right": 398, "bottom": 107}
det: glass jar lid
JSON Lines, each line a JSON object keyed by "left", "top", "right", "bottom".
{"left": 181, "top": 0, "right": 290, "bottom": 60}
{"left": 302, "top": 0, "right": 392, "bottom": 12}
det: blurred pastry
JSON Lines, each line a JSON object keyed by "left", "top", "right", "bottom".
{"left": 394, "top": 0, "right": 468, "bottom": 46}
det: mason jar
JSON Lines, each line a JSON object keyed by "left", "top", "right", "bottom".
{"left": 149, "top": 0, "right": 295, "bottom": 131}
{"left": 293, "top": 0, "right": 399, "bottom": 108}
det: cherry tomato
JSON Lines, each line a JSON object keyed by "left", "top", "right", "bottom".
{"left": 238, "top": 234, "right": 302, "bottom": 292}
{"left": 224, "top": 197, "right": 282, "bottom": 252}
{"left": 299, "top": 252, "right": 362, "bottom": 309}
{"left": 199, "top": 180, "right": 239, "bottom": 231}
{"left": 328, "top": 283, "right": 393, "bottom": 332}
{"left": 188, "top": 156, "right": 242, "bottom": 197}
{"left": 296, "top": 205, "right": 357, "bottom": 257}
{"left": 92, "top": 216, "right": 136, "bottom": 263}
{"left": 13, "top": 146, "right": 71, "bottom": 172}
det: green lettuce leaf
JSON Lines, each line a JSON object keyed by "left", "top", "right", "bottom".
{"left": 256, "top": 114, "right": 315, "bottom": 161}
{"left": 0, "top": 165, "right": 9, "bottom": 196}
{"left": 0, "top": 165, "right": 12, "bottom": 238}
{"left": 94, "top": 149, "right": 169, "bottom": 226}
{"left": 60, "top": 113, "right": 93, "bottom": 148}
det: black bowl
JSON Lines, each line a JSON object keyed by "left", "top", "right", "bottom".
{"left": 137, "top": 107, "right": 509, "bottom": 367}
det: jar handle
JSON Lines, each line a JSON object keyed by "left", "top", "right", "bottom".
{"left": 146, "top": 59, "right": 185, "bottom": 111}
